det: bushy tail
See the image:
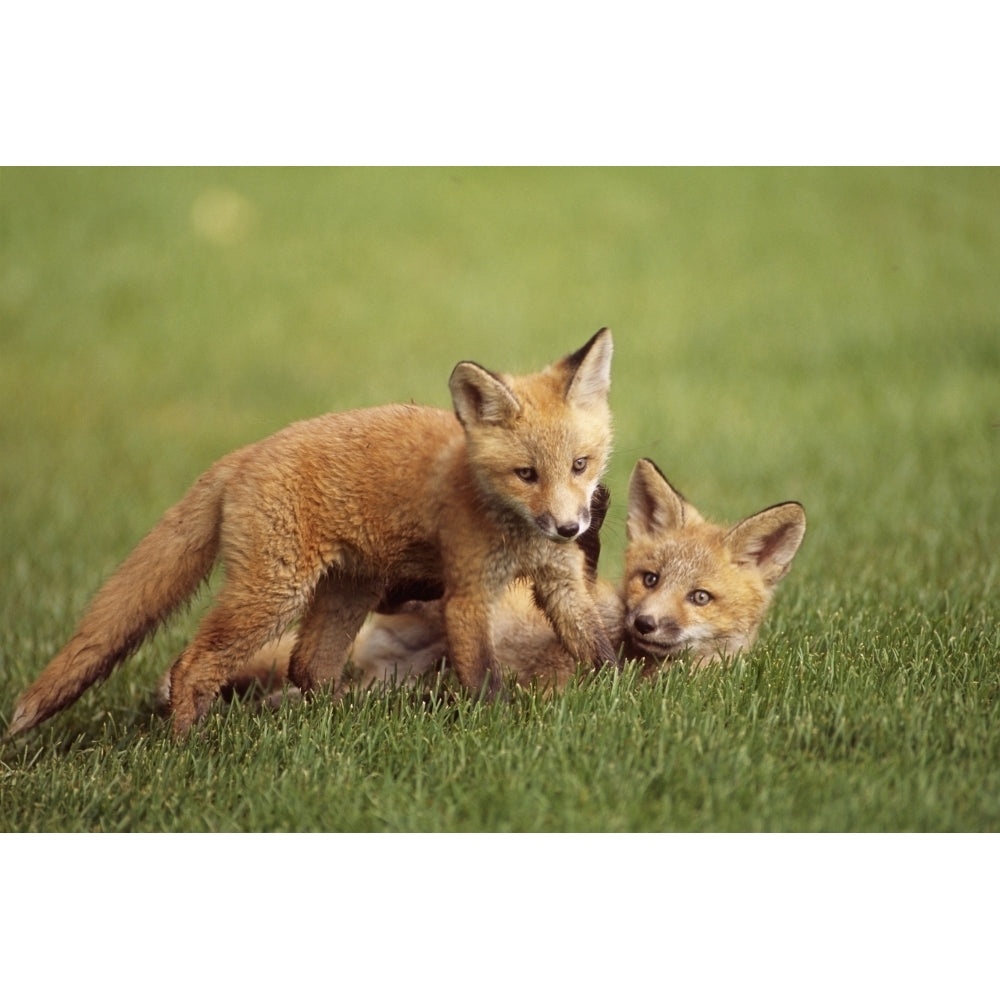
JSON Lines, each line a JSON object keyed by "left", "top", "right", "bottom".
{"left": 5, "top": 460, "right": 234, "bottom": 739}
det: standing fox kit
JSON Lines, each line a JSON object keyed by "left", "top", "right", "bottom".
{"left": 203, "top": 459, "right": 806, "bottom": 695}
{"left": 7, "top": 330, "right": 617, "bottom": 739}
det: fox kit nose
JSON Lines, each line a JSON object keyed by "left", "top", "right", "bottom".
{"left": 633, "top": 614, "right": 657, "bottom": 635}
{"left": 556, "top": 522, "right": 580, "bottom": 539}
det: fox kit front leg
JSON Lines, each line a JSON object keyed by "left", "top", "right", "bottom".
{"left": 531, "top": 551, "right": 619, "bottom": 670}
{"left": 443, "top": 589, "right": 505, "bottom": 699}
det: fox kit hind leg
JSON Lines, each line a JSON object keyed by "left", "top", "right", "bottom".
{"left": 169, "top": 574, "right": 382, "bottom": 733}
{"left": 287, "top": 574, "right": 380, "bottom": 694}
{"left": 168, "top": 550, "right": 323, "bottom": 735}
{"left": 169, "top": 603, "right": 296, "bottom": 736}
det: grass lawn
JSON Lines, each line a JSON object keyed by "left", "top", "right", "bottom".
{"left": 1, "top": 167, "right": 998, "bottom": 834}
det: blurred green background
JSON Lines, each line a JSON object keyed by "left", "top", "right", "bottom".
{"left": 1, "top": 166, "right": 998, "bottom": 707}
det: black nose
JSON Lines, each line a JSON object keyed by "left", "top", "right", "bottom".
{"left": 633, "top": 614, "right": 656, "bottom": 635}
{"left": 556, "top": 522, "right": 580, "bottom": 539}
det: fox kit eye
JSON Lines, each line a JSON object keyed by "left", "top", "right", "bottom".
{"left": 515, "top": 467, "right": 539, "bottom": 483}
{"left": 688, "top": 589, "right": 713, "bottom": 606}
{"left": 642, "top": 571, "right": 659, "bottom": 589}
{"left": 572, "top": 457, "right": 588, "bottom": 474}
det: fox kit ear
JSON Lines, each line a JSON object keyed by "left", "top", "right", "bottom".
{"left": 626, "top": 458, "right": 694, "bottom": 540}
{"left": 725, "top": 502, "right": 806, "bottom": 585}
{"left": 563, "top": 328, "right": 613, "bottom": 408}
{"left": 450, "top": 362, "right": 522, "bottom": 427}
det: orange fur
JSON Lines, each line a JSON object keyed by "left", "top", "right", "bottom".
{"left": 621, "top": 459, "right": 805, "bottom": 670}
{"left": 176, "top": 459, "right": 806, "bottom": 699}
{"left": 352, "top": 461, "right": 806, "bottom": 683}
{"left": 7, "top": 331, "right": 616, "bottom": 739}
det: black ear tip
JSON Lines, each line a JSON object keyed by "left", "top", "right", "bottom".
{"left": 637, "top": 458, "right": 684, "bottom": 500}
{"left": 567, "top": 327, "right": 612, "bottom": 368}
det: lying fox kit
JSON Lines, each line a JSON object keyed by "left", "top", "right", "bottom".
{"left": 619, "top": 458, "right": 806, "bottom": 670}
{"left": 351, "top": 458, "right": 807, "bottom": 683}
{"left": 179, "top": 459, "right": 806, "bottom": 701}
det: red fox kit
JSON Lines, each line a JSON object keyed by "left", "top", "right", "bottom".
{"left": 348, "top": 459, "right": 806, "bottom": 685}
{"left": 617, "top": 458, "right": 805, "bottom": 671}
{"left": 181, "top": 459, "right": 805, "bottom": 696}
{"left": 6, "top": 331, "right": 617, "bottom": 739}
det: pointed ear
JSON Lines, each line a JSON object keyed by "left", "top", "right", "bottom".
{"left": 725, "top": 502, "right": 806, "bottom": 585}
{"left": 626, "top": 458, "right": 695, "bottom": 540}
{"left": 449, "top": 361, "right": 522, "bottom": 427}
{"left": 563, "top": 328, "right": 613, "bottom": 408}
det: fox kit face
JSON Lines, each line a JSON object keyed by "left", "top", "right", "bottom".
{"left": 623, "top": 459, "right": 806, "bottom": 665}
{"left": 450, "top": 328, "right": 613, "bottom": 543}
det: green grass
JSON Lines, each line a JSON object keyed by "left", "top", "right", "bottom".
{"left": 1, "top": 167, "right": 998, "bottom": 832}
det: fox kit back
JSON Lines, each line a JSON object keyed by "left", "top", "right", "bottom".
{"left": 6, "top": 330, "right": 616, "bottom": 741}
